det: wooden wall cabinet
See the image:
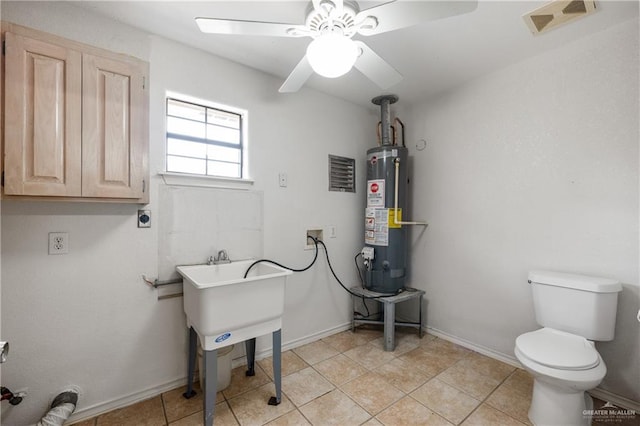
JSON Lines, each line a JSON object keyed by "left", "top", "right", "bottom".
{"left": 2, "top": 23, "right": 149, "bottom": 203}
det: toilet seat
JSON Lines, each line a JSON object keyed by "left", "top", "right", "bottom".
{"left": 515, "top": 328, "right": 599, "bottom": 370}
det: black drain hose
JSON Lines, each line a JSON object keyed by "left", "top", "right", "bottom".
{"left": 243, "top": 236, "right": 319, "bottom": 278}
{"left": 243, "top": 237, "right": 395, "bottom": 301}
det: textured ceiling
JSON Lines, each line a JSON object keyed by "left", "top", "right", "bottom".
{"left": 72, "top": 1, "right": 639, "bottom": 107}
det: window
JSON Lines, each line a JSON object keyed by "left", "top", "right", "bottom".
{"left": 166, "top": 97, "right": 244, "bottom": 179}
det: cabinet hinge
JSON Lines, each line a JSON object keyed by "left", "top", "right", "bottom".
{"left": 142, "top": 76, "right": 146, "bottom": 90}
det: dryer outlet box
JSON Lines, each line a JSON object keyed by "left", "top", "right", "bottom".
{"left": 138, "top": 210, "right": 151, "bottom": 228}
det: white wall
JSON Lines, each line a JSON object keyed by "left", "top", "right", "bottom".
{"left": 0, "top": 2, "right": 374, "bottom": 424}
{"left": 2, "top": 2, "right": 638, "bottom": 424}
{"left": 147, "top": 34, "right": 375, "bottom": 346}
{"left": 405, "top": 18, "right": 639, "bottom": 402}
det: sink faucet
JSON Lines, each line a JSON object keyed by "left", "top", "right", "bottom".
{"left": 213, "top": 249, "right": 230, "bottom": 265}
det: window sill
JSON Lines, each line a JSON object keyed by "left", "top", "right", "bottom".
{"left": 159, "top": 172, "right": 254, "bottom": 190}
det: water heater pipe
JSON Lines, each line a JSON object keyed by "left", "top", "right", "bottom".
{"left": 393, "top": 117, "right": 406, "bottom": 148}
{"left": 372, "top": 94, "right": 398, "bottom": 146}
{"left": 392, "top": 158, "right": 428, "bottom": 227}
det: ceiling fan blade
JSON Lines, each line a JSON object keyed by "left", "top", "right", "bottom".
{"left": 332, "top": 0, "right": 344, "bottom": 16}
{"left": 312, "top": 0, "right": 344, "bottom": 18}
{"left": 353, "top": 41, "right": 403, "bottom": 89}
{"left": 195, "top": 17, "right": 308, "bottom": 37}
{"left": 312, "top": 0, "right": 324, "bottom": 15}
{"left": 279, "top": 55, "right": 314, "bottom": 93}
{"left": 355, "top": 0, "right": 478, "bottom": 36}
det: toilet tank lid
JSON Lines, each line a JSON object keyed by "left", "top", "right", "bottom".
{"left": 528, "top": 270, "right": 621, "bottom": 293}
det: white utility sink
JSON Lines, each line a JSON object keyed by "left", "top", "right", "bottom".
{"left": 177, "top": 260, "right": 292, "bottom": 350}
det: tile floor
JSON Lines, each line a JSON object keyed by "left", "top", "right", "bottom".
{"left": 72, "top": 327, "right": 638, "bottom": 426}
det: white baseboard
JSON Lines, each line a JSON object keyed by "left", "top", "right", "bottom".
{"left": 68, "top": 322, "right": 353, "bottom": 425}
{"left": 425, "top": 326, "right": 522, "bottom": 368}
{"left": 68, "top": 322, "right": 638, "bottom": 424}
{"left": 588, "top": 387, "right": 640, "bottom": 412}
{"left": 68, "top": 377, "right": 187, "bottom": 425}
{"left": 426, "top": 326, "right": 640, "bottom": 413}
{"left": 230, "top": 322, "right": 353, "bottom": 368}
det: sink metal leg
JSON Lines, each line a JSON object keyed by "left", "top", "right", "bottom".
{"left": 351, "top": 295, "right": 355, "bottom": 332}
{"left": 203, "top": 348, "right": 218, "bottom": 426}
{"left": 269, "top": 329, "right": 282, "bottom": 406}
{"left": 383, "top": 301, "right": 395, "bottom": 351}
{"left": 183, "top": 327, "right": 197, "bottom": 399}
{"left": 245, "top": 338, "right": 256, "bottom": 376}
{"left": 418, "top": 293, "right": 424, "bottom": 338}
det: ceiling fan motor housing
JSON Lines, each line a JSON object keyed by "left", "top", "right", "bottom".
{"left": 305, "top": 1, "right": 360, "bottom": 37}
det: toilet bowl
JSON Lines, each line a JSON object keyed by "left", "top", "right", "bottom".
{"left": 515, "top": 328, "right": 607, "bottom": 426}
{"left": 515, "top": 270, "right": 622, "bottom": 426}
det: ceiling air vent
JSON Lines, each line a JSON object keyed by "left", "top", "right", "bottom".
{"left": 523, "top": 0, "right": 596, "bottom": 35}
{"left": 328, "top": 155, "right": 356, "bottom": 193}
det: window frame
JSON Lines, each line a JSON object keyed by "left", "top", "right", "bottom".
{"left": 163, "top": 93, "right": 250, "bottom": 185}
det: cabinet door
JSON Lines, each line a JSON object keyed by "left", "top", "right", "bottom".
{"left": 82, "top": 53, "right": 147, "bottom": 199}
{"left": 4, "top": 32, "right": 82, "bottom": 196}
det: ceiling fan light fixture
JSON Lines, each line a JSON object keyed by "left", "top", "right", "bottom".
{"left": 306, "top": 33, "right": 358, "bottom": 78}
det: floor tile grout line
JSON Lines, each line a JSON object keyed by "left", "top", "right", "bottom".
{"left": 342, "top": 333, "right": 427, "bottom": 423}
{"left": 225, "top": 398, "right": 243, "bottom": 426}
{"left": 457, "top": 367, "right": 527, "bottom": 426}
{"left": 460, "top": 368, "right": 516, "bottom": 424}
{"left": 399, "top": 359, "right": 475, "bottom": 426}
{"left": 302, "top": 363, "right": 376, "bottom": 424}
{"left": 277, "top": 332, "right": 400, "bottom": 425}
{"left": 206, "top": 342, "right": 387, "bottom": 426}
{"left": 92, "top": 328, "right": 536, "bottom": 426}
{"left": 223, "top": 362, "right": 271, "bottom": 401}
{"left": 324, "top": 338, "right": 429, "bottom": 425}
{"left": 295, "top": 406, "right": 314, "bottom": 426}
{"left": 432, "top": 352, "right": 511, "bottom": 402}
{"left": 340, "top": 378, "right": 405, "bottom": 422}
{"left": 404, "top": 391, "right": 454, "bottom": 425}
{"left": 159, "top": 392, "right": 169, "bottom": 425}
{"left": 329, "top": 335, "right": 448, "bottom": 423}
{"left": 347, "top": 336, "right": 519, "bottom": 426}
{"left": 228, "top": 341, "right": 373, "bottom": 424}
{"left": 486, "top": 369, "right": 533, "bottom": 425}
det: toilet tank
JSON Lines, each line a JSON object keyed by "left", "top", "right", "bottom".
{"left": 528, "top": 270, "right": 622, "bottom": 341}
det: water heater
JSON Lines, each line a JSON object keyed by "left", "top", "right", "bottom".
{"left": 363, "top": 95, "right": 409, "bottom": 294}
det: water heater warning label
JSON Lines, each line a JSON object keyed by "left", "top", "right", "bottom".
{"left": 365, "top": 208, "right": 389, "bottom": 246}
{"left": 367, "top": 179, "right": 385, "bottom": 207}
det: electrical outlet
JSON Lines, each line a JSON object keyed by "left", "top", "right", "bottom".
{"left": 278, "top": 172, "right": 287, "bottom": 188}
{"left": 48, "top": 232, "right": 69, "bottom": 255}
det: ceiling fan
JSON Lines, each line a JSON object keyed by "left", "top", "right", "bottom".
{"left": 195, "top": 0, "right": 478, "bottom": 93}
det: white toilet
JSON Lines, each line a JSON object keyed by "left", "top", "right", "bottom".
{"left": 515, "top": 270, "right": 622, "bottom": 426}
